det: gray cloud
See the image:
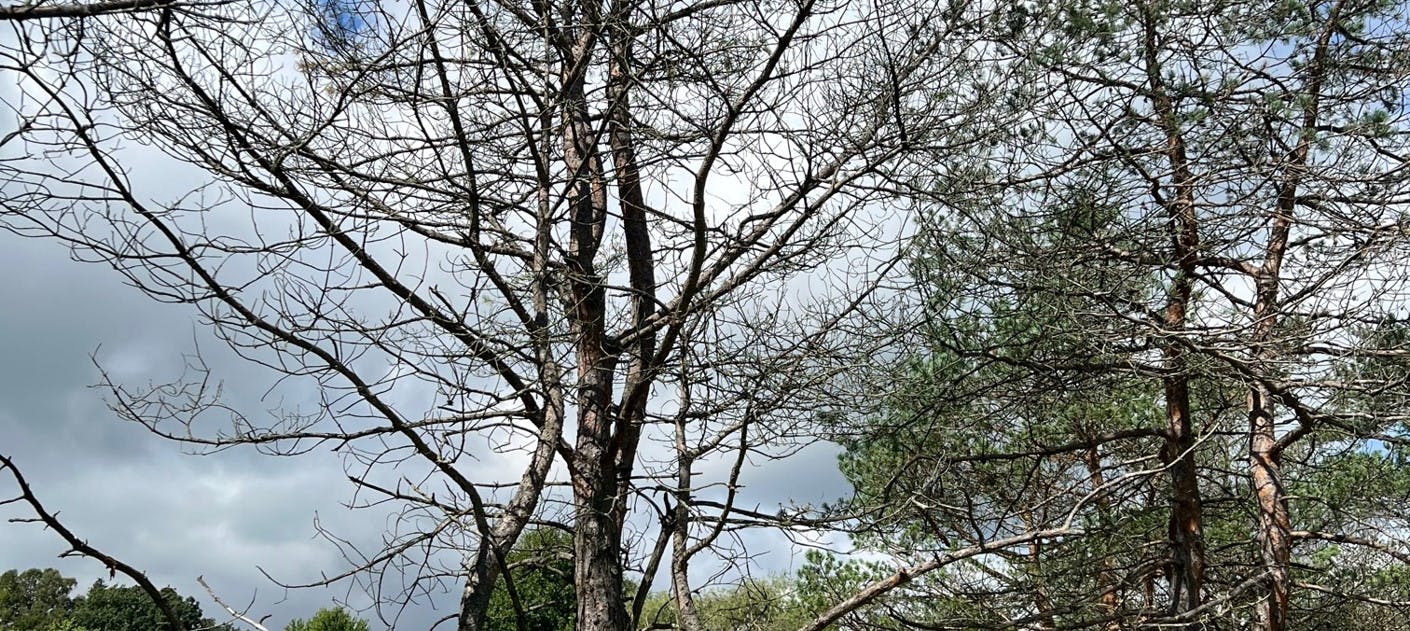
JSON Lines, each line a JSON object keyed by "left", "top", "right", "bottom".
{"left": 0, "top": 231, "right": 863, "bottom": 629}
{"left": 0, "top": 236, "right": 437, "bottom": 630}
{"left": 0, "top": 90, "right": 862, "bottom": 631}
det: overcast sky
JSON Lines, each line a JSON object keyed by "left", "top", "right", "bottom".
{"left": 0, "top": 227, "right": 855, "bottom": 630}
{"left": 0, "top": 10, "right": 862, "bottom": 627}
{"left": 0, "top": 231, "right": 392, "bottom": 627}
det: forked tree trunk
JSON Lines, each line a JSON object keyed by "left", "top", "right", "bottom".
{"left": 1245, "top": 5, "right": 1342, "bottom": 628}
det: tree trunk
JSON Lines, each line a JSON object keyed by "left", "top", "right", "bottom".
{"left": 1140, "top": 5, "right": 1206, "bottom": 619}
{"left": 1248, "top": 166, "right": 1293, "bottom": 631}
{"left": 569, "top": 314, "right": 629, "bottom": 631}
{"left": 559, "top": 8, "right": 631, "bottom": 624}
{"left": 457, "top": 550, "right": 502, "bottom": 631}
{"left": 1083, "top": 449, "right": 1123, "bottom": 629}
{"left": 1161, "top": 372, "right": 1205, "bottom": 617}
{"left": 1244, "top": 5, "right": 1341, "bottom": 629}
{"left": 573, "top": 472, "right": 631, "bottom": 630}
{"left": 1249, "top": 386, "right": 1291, "bottom": 631}
{"left": 670, "top": 446, "right": 704, "bottom": 631}
{"left": 671, "top": 528, "right": 705, "bottom": 631}
{"left": 571, "top": 354, "right": 628, "bottom": 630}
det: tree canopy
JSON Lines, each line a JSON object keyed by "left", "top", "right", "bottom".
{"left": 284, "top": 607, "right": 370, "bottom": 631}
{"left": 0, "top": 569, "right": 236, "bottom": 631}
{"left": 69, "top": 581, "right": 211, "bottom": 631}
{"left": 0, "top": 568, "right": 76, "bottom": 630}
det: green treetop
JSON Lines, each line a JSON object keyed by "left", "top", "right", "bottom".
{"left": 69, "top": 580, "right": 214, "bottom": 631}
{"left": 284, "top": 607, "right": 369, "bottom": 631}
{"left": 0, "top": 568, "right": 76, "bottom": 630}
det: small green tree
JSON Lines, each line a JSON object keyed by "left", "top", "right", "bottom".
{"left": 636, "top": 556, "right": 905, "bottom": 631}
{"left": 42, "top": 620, "right": 94, "bottom": 631}
{"left": 486, "top": 528, "right": 575, "bottom": 631}
{"left": 686, "top": 578, "right": 814, "bottom": 631}
{"left": 0, "top": 568, "right": 76, "bottom": 630}
{"left": 283, "top": 607, "right": 369, "bottom": 631}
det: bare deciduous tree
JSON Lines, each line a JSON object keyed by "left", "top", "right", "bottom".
{"left": 0, "top": 0, "right": 1004, "bottom": 629}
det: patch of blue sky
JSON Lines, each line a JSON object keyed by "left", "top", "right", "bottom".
{"left": 310, "top": 0, "right": 379, "bottom": 54}
{"left": 320, "top": 0, "right": 370, "bottom": 36}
